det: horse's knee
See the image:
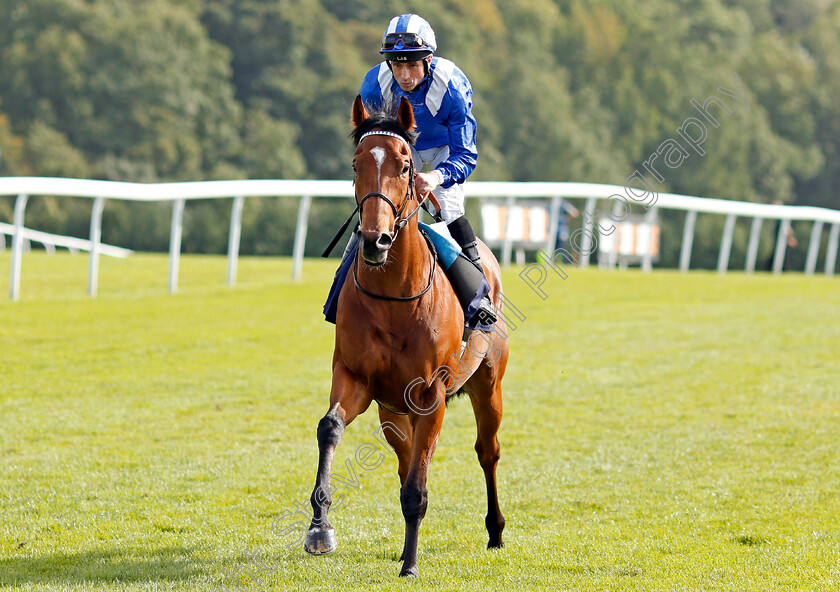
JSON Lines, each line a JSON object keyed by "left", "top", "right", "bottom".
{"left": 400, "top": 483, "right": 428, "bottom": 521}
{"left": 317, "top": 412, "right": 345, "bottom": 449}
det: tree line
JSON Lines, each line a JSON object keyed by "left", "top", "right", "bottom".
{"left": 1, "top": 0, "right": 838, "bottom": 268}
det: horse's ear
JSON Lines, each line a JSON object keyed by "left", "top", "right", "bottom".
{"left": 352, "top": 95, "right": 369, "bottom": 127}
{"left": 397, "top": 97, "right": 416, "bottom": 132}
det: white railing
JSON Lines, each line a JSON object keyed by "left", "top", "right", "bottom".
{"left": 1, "top": 177, "right": 838, "bottom": 301}
{"left": 0, "top": 222, "right": 132, "bottom": 257}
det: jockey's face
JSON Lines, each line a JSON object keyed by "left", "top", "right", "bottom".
{"left": 391, "top": 58, "right": 429, "bottom": 92}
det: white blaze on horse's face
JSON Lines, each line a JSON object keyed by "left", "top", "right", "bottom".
{"left": 370, "top": 146, "right": 386, "bottom": 189}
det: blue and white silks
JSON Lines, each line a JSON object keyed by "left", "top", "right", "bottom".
{"left": 359, "top": 57, "right": 477, "bottom": 189}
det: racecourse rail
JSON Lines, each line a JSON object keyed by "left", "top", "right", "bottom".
{"left": 2, "top": 177, "right": 839, "bottom": 301}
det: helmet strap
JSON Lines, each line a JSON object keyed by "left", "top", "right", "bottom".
{"left": 422, "top": 55, "right": 431, "bottom": 78}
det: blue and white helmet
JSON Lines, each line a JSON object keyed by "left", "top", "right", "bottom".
{"left": 379, "top": 14, "right": 437, "bottom": 63}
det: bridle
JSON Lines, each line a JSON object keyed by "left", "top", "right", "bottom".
{"left": 355, "top": 130, "right": 422, "bottom": 241}
{"left": 320, "top": 129, "right": 437, "bottom": 260}
{"left": 351, "top": 129, "right": 436, "bottom": 302}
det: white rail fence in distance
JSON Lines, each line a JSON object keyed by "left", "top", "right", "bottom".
{"left": 1, "top": 177, "right": 838, "bottom": 301}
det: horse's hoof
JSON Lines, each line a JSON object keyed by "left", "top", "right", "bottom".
{"left": 303, "top": 527, "right": 336, "bottom": 555}
{"left": 399, "top": 565, "right": 418, "bottom": 577}
{"left": 488, "top": 539, "right": 505, "bottom": 549}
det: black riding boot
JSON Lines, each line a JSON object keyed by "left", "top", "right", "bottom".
{"left": 339, "top": 228, "right": 359, "bottom": 266}
{"left": 447, "top": 215, "right": 497, "bottom": 325}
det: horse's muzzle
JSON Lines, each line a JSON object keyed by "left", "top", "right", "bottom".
{"left": 360, "top": 230, "right": 393, "bottom": 266}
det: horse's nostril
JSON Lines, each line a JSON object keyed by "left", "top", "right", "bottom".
{"left": 376, "top": 234, "right": 393, "bottom": 250}
{"left": 361, "top": 230, "right": 392, "bottom": 252}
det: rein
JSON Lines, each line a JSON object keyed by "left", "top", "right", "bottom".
{"left": 352, "top": 231, "right": 437, "bottom": 302}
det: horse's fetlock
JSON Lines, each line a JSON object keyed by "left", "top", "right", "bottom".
{"left": 400, "top": 484, "right": 428, "bottom": 520}
{"left": 310, "top": 484, "right": 333, "bottom": 511}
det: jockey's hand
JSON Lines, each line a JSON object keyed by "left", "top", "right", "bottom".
{"left": 415, "top": 170, "right": 444, "bottom": 196}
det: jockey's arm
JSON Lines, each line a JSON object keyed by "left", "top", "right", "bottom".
{"left": 434, "top": 83, "right": 478, "bottom": 189}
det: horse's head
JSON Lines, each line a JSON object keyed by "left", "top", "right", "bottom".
{"left": 351, "top": 95, "right": 418, "bottom": 266}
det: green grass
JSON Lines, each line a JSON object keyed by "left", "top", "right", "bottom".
{"left": 1, "top": 251, "right": 839, "bottom": 591}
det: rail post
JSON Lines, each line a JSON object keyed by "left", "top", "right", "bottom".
{"left": 579, "top": 197, "right": 597, "bottom": 268}
{"left": 679, "top": 210, "right": 697, "bottom": 273}
{"left": 88, "top": 197, "right": 105, "bottom": 296}
{"left": 169, "top": 199, "right": 186, "bottom": 293}
{"left": 292, "top": 195, "right": 313, "bottom": 281}
{"left": 745, "top": 217, "right": 762, "bottom": 274}
{"left": 805, "top": 220, "right": 824, "bottom": 276}
{"left": 501, "top": 195, "right": 515, "bottom": 268}
{"left": 642, "top": 207, "right": 657, "bottom": 273}
{"left": 772, "top": 219, "right": 791, "bottom": 275}
{"left": 227, "top": 195, "right": 245, "bottom": 287}
{"left": 825, "top": 223, "right": 839, "bottom": 277}
{"left": 10, "top": 193, "right": 29, "bottom": 301}
{"left": 717, "top": 213, "right": 736, "bottom": 274}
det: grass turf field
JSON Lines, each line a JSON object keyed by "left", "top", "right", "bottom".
{"left": 1, "top": 252, "right": 838, "bottom": 591}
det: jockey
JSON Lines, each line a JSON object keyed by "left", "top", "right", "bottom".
{"left": 342, "top": 13, "right": 496, "bottom": 325}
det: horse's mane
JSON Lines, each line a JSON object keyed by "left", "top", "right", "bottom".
{"left": 351, "top": 101, "right": 419, "bottom": 146}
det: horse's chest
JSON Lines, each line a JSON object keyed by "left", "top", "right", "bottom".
{"left": 342, "top": 328, "right": 441, "bottom": 385}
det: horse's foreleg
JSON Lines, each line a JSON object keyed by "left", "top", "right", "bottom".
{"left": 399, "top": 388, "right": 445, "bottom": 577}
{"left": 304, "top": 364, "right": 370, "bottom": 555}
{"left": 469, "top": 379, "right": 505, "bottom": 549}
{"left": 303, "top": 405, "right": 343, "bottom": 554}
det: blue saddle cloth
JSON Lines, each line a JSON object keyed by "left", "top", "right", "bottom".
{"left": 322, "top": 245, "right": 356, "bottom": 324}
{"left": 323, "top": 224, "right": 491, "bottom": 331}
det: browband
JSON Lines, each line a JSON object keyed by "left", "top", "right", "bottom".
{"left": 358, "top": 130, "right": 412, "bottom": 149}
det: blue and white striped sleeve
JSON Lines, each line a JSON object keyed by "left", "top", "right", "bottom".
{"left": 437, "top": 75, "right": 478, "bottom": 188}
{"left": 359, "top": 63, "right": 391, "bottom": 112}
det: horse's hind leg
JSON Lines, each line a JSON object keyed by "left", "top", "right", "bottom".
{"left": 468, "top": 374, "right": 506, "bottom": 548}
{"left": 399, "top": 387, "right": 445, "bottom": 577}
{"left": 304, "top": 362, "right": 371, "bottom": 555}
{"left": 377, "top": 408, "right": 413, "bottom": 486}
{"left": 377, "top": 409, "right": 414, "bottom": 562}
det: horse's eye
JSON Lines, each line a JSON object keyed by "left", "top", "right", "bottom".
{"left": 401, "top": 162, "right": 410, "bottom": 175}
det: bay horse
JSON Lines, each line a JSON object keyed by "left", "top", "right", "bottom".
{"left": 304, "top": 95, "right": 508, "bottom": 577}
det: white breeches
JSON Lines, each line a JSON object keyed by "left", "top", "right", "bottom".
{"left": 411, "top": 145, "right": 465, "bottom": 222}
